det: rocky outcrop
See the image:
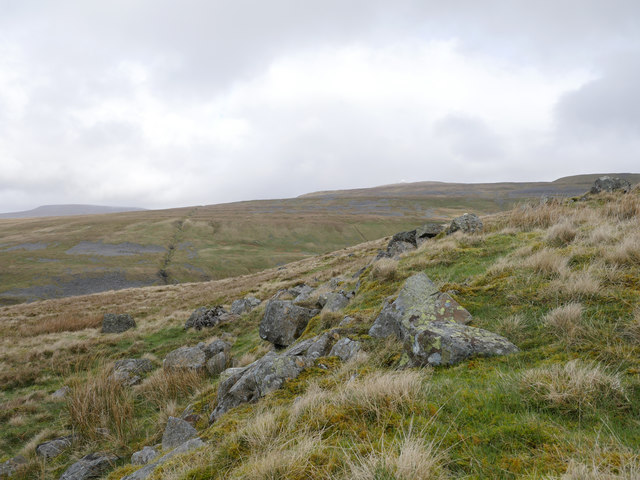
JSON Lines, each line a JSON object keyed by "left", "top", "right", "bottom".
{"left": 163, "top": 346, "right": 206, "bottom": 371}
{"left": 131, "top": 446, "right": 158, "bottom": 466}
{"left": 101, "top": 313, "right": 135, "bottom": 333}
{"left": 58, "top": 452, "right": 118, "bottom": 480}
{"left": 185, "top": 306, "right": 237, "bottom": 330}
{"left": 446, "top": 213, "right": 483, "bottom": 234}
{"left": 259, "top": 300, "right": 320, "bottom": 347}
{"left": 122, "top": 438, "right": 205, "bottom": 480}
{"left": 369, "top": 273, "right": 516, "bottom": 366}
{"left": 329, "top": 337, "right": 361, "bottom": 362}
{"left": 590, "top": 176, "right": 632, "bottom": 194}
{"left": 162, "top": 417, "right": 198, "bottom": 450}
{"left": 320, "top": 292, "right": 349, "bottom": 313}
{"left": 36, "top": 436, "right": 74, "bottom": 459}
{"left": 112, "top": 358, "right": 154, "bottom": 386}
{"left": 230, "top": 296, "right": 261, "bottom": 315}
{"left": 382, "top": 223, "right": 444, "bottom": 257}
{"left": 416, "top": 223, "right": 444, "bottom": 245}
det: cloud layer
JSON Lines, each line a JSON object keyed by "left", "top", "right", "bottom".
{"left": 1, "top": 1, "right": 639, "bottom": 211}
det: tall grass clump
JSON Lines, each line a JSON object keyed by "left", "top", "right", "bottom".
{"left": 544, "top": 303, "right": 584, "bottom": 346}
{"left": 20, "top": 313, "right": 103, "bottom": 336}
{"left": 605, "top": 194, "right": 640, "bottom": 221}
{"left": 138, "top": 369, "right": 207, "bottom": 410}
{"left": 370, "top": 258, "right": 398, "bottom": 281}
{"left": 524, "top": 248, "right": 568, "bottom": 276}
{"left": 506, "top": 200, "right": 565, "bottom": 230}
{"left": 520, "top": 360, "right": 626, "bottom": 414}
{"left": 606, "top": 235, "right": 640, "bottom": 266}
{"left": 545, "top": 221, "right": 577, "bottom": 247}
{"left": 66, "top": 370, "right": 135, "bottom": 444}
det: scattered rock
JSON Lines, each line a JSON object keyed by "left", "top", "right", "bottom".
{"left": 51, "top": 386, "right": 70, "bottom": 399}
{"left": 230, "top": 296, "right": 261, "bottom": 315}
{"left": 369, "top": 272, "right": 472, "bottom": 339}
{"left": 368, "top": 272, "right": 516, "bottom": 366}
{"left": 321, "top": 292, "right": 349, "bottom": 313}
{"left": 0, "top": 456, "right": 26, "bottom": 478}
{"left": 259, "top": 300, "right": 320, "bottom": 347}
{"left": 122, "top": 438, "right": 205, "bottom": 480}
{"left": 415, "top": 223, "right": 444, "bottom": 245}
{"left": 210, "top": 351, "right": 310, "bottom": 422}
{"left": 163, "top": 346, "right": 206, "bottom": 371}
{"left": 590, "top": 176, "right": 632, "bottom": 194}
{"left": 112, "top": 358, "right": 154, "bottom": 386}
{"left": 446, "top": 213, "right": 483, "bottom": 235}
{"left": 410, "top": 321, "right": 519, "bottom": 366}
{"left": 36, "top": 436, "right": 74, "bottom": 459}
{"left": 329, "top": 338, "right": 361, "bottom": 362}
{"left": 162, "top": 417, "right": 198, "bottom": 451}
{"left": 131, "top": 446, "right": 158, "bottom": 466}
{"left": 200, "top": 339, "right": 231, "bottom": 358}
{"left": 58, "top": 452, "right": 118, "bottom": 480}
{"left": 184, "top": 306, "right": 231, "bottom": 330}
{"left": 206, "top": 352, "right": 229, "bottom": 376}
{"left": 339, "top": 316, "right": 355, "bottom": 326}
{"left": 101, "top": 313, "right": 135, "bottom": 333}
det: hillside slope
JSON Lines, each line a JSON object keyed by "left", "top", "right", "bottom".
{"left": 1, "top": 184, "right": 639, "bottom": 479}
{"left": 3, "top": 174, "right": 637, "bottom": 305}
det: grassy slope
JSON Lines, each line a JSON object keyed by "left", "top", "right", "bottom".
{"left": 1, "top": 189, "right": 640, "bottom": 479}
{"left": 5, "top": 173, "right": 639, "bottom": 305}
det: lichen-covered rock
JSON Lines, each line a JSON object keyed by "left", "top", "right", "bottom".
{"left": 58, "top": 452, "right": 118, "bottom": 480}
{"left": 259, "top": 300, "right": 320, "bottom": 347}
{"left": 112, "top": 358, "right": 154, "bottom": 386}
{"left": 230, "top": 296, "right": 261, "bottom": 315}
{"left": 446, "top": 213, "right": 483, "bottom": 234}
{"left": 206, "top": 352, "right": 229, "bottom": 376}
{"left": 162, "top": 417, "right": 198, "bottom": 450}
{"left": 321, "top": 292, "right": 349, "bottom": 313}
{"left": 101, "top": 313, "right": 135, "bottom": 333}
{"left": 329, "top": 338, "right": 361, "bottom": 362}
{"left": 415, "top": 223, "right": 444, "bottom": 245}
{"left": 200, "top": 339, "right": 231, "bottom": 359}
{"left": 590, "top": 176, "right": 632, "bottom": 194}
{"left": 0, "top": 456, "right": 26, "bottom": 478}
{"left": 410, "top": 321, "right": 519, "bottom": 366}
{"left": 36, "top": 436, "right": 73, "bottom": 459}
{"left": 210, "top": 351, "right": 310, "bottom": 422}
{"left": 184, "top": 306, "right": 236, "bottom": 330}
{"left": 163, "top": 346, "right": 206, "bottom": 371}
{"left": 131, "top": 446, "right": 158, "bottom": 466}
{"left": 122, "top": 438, "right": 205, "bottom": 480}
{"left": 369, "top": 272, "right": 472, "bottom": 340}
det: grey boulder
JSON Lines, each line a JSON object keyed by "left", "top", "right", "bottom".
{"left": 163, "top": 346, "right": 206, "bottom": 371}
{"left": 36, "top": 436, "right": 73, "bottom": 459}
{"left": 162, "top": 417, "right": 198, "bottom": 450}
{"left": 591, "top": 176, "right": 632, "bottom": 194}
{"left": 51, "top": 386, "right": 70, "bottom": 398}
{"left": 206, "top": 352, "right": 229, "bottom": 376}
{"left": 122, "top": 438, "right": 204, "bottom": 480}
{"left": 131, "top": 446, "right": 158, "bottom": 466}
{"left": 230, "top": 296, "right": 261, "bottom": 315}
{"left": 58, "top": 452, "right": 118, "bottom": 480}
{"left": 446, "top": 213, "right": 483, "bottom": 234}
{"left": 112, "top": 358, "right": 154, "bottom": 386}
{"left": 0, "top": 456, "right": 26, "bottom": 478}
{"left": 415, "top": 223, "right": 444, "bottom": 245}
{"left": 200, "top": 339, "right": 231, "bottom": 358}
{"left": 184, "top": 306, "right": 227, "bottom": 330}
{"left": 329, "top": 338, "right": 361, "bottom": 362}
{"left": 101, "top": 313, "right": 135, "bottom": 333}
{"left": 259, "top": 300, "right": 319, "bottom": 347}
{"left": 321, "top": 292, "right": 349, "bottom": 313}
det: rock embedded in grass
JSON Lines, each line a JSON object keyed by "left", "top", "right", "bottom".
{"left": 101, "top": 313, "right": 135, "bottom": 333}
{"left": 36, "top": 435, "right": 74, "bottom": 459}
{"left": 163, "top": 346, "right": 206, "bottom": 371}
{"left": 131, "top": 446, "right": 158, "bottom": 466}
{"left": 58, "top": 452, "right": 118, "bottom": 480}
{"left": 0, "top": 456, "right": 26, "bottom": 478}
{"left": 122, "top": 438, "right": 205, "bottom": 480}
{"left": 446, "top": 213, "right": 483, "bottom": 234}
{"left": 329, "top": 337, "right": 361, "bottom": 362}
{"left": 259, "top": 299, "right": 320, "bottom": 347}
{"left": 230, "top": 296, "right": 261, "bottom": 315}
{"left": 112, "top": 358, "right": 154, "bottom": 386}
{"left": 320, "top": 292, "right": 349, "bottom": 313}
{"left": 590, "top": 176, "right": 632, "bottom": 194}
{"left": 162, "top": 417, "right": 198, "bottom": 450}
{"left": 184, "top": 305, "right": 234, "bottom": 330}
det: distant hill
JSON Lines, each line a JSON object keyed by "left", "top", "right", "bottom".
{"left": 0, "top": 204, "right": 146, "bottom": 219}
{"left": 299, "top": 173, "right": 640, "bottom": 199}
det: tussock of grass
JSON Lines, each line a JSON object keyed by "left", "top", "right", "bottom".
{"left": 545, "top": 221, "right": 577, "bottom": 247}
{"left": 524, "top": 248, "right": 568, "bottom": 276}
{"left": 605, "top": 234, "right": 640, "bottom": 266}
{"left": 520, "top": 360, "right": 626, "bottom": 414}
{"left": 605, "top": 194, "right": 640, "bottom": 221}
{"left": 19, "top": 312, "right": 103, "bottom": 336}
{"left": 137, "top": 368, "right": 207, "bottom": 410}
{"left": 369, "top": 258, "right": 398, "bottom": 281}
{"left": 549, "top": 270, "right": 601, "bottom": 300}
{"left": 544, "top": 303, "right": 584, "bottom": 346}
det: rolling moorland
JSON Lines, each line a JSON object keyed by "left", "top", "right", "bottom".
{"left": 2, "top": 173, "right": 639, "bottom": 306}
{"left": 0, "top": 178, "right": 639, "bottom": 479}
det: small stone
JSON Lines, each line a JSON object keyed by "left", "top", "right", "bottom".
{"left": 101, "top": 313, "right": 135, "bottom": 333}
{"left": 51, "top": 386, "right": 70, "bottom": 398}
{"left": 36, "top": 436, "right": 73, "bottom": 459}
{"left": 162, "top": 417, "right": 198, "bottom": 451}
{"left": 131, "top": 446, "right": 158, "bottom": 466}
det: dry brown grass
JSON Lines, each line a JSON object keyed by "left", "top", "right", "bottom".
{"left": 545, "top": 221, "right": 577, "bottom": 247}
{"left": 345, "top": 434, "right": 448, "bottom": 480}
{"left": 66, "top": 369, "right": 135, "bottom": 445}
{"left": 520, "top": 360, "right": 626, "bottom": 413}
{"left": 137, "top": 368, "right": 207, "bottom": 410}
{"left": 586, "top": 224, "right": 620, "bottom": 246}
{"left": 605, "top": 235, "right": 640, "bottom": 266}
{"left": 604, "top": 194, "right": 640, "bottom": 221}
{"left": 544, "top": 303, "right": 584, "bottom": 346}
{"left": 369, "top": 258, "right": 398, "bottom": 281}
{"left": 505, "top": 200, "right": 566, "bottom": 230}
{"left": 19, "top": 312, "right": 103, "bottom": 337}
{"left": 556, "top": 459, "right": 640, "bottom": 479}
{"left": 549, "top": 270, "right": 601, "bottom": 300}
{"left": 524, "top": 248, "right": 568, "bottom": 276}
{"left": 495, "top": 315, "right": 527, "bottom": 344}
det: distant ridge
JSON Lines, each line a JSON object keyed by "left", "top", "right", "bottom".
{"left": 0, "top": 204, "right": 146, "bottom": 219}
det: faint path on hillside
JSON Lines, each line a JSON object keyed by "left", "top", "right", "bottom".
{"left": 158, "top": 207, "right": 199, "bottom": 284}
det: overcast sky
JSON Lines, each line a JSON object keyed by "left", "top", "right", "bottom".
{"left": 1, "top": 1, "right": 639, "bottom": 212}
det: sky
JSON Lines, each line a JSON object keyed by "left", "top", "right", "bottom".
{"left": 1, "top": 1, "right": 639, "bottom": 212}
